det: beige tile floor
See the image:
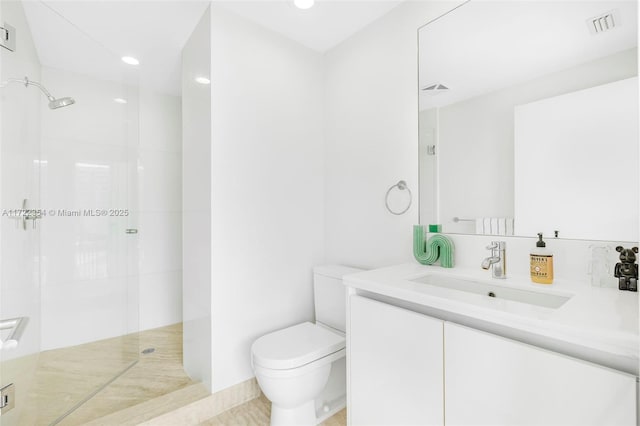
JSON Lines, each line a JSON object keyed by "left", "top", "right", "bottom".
{"left": 4, "top": 323, "right": 347, "bottom": 426}
{"left": 200, "top": 395, "right": 347, "bottom": 426}
{"left": 59, "top": 323, "right": 200, "bottom": 425}
{"left": 4, "top": 323, "right": 199, "bottom": 426}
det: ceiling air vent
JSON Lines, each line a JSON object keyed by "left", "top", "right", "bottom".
{"left": 587, "top": 10, "right": 619, "bottom": 35}
{"left": 422, "top": 83, "right": 449, "bottom": 91}
{"left": 421, "top": 83, "right": 449, "bottom": 94}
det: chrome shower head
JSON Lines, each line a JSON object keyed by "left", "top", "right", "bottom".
{"left": 48, "top": 96, "right": 75, "bottom": 109}
{"left": 1, "top": 76, "right": 75, "bottom": 110}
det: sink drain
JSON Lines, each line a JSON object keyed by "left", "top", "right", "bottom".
{"left": 487, "top": 292, "right": 496, "bottom": 298}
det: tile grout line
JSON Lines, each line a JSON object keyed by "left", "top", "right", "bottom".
{"left": 48, "top": 360, "right": 139, "bottom": 426}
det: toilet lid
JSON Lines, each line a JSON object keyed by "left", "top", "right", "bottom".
{"left": 251, "top": 322, "right": 345, "bottom": 370}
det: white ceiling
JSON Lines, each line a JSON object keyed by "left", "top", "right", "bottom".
{"left": 214, "top": 1, "right": 402, "bottom": 52}
{"left": 22, "top": 0, "right": 403, "bottom": 95}
{"left": 24, "top": 1, "right": 211, "bottom": 95}
{"left": 419, "top": 1, "right": 638, "bottom": 110}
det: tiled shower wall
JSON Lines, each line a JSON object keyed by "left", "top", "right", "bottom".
{"left": 138, "top": 88, "right": 182, "bottom": 332}
{"left": 39, "top": 68, "right": 182, "bottom": 350}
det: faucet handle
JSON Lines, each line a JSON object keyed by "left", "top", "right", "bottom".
{"left": 486, "top": 241, "right": 506, "bottom": 250}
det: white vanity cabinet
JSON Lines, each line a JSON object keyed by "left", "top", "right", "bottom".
{"left": 348, "top": 295, "right": 637, "bottom": 426}
{"left": 348, "top": 295, "right": 444, "bottom": 425}
{"left": 444, "top": 322, "right": 637, "bottom": 426}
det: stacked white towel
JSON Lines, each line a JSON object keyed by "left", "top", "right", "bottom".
{"left": 474, "top": 217, "right": 514, "bottom": 235}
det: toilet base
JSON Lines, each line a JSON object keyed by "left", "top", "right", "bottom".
{"left": 271, "top": 400, "right": 316, "bottom": 426}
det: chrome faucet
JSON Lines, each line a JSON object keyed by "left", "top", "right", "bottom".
{"left": 481, "top": 241, "right": 506, "bottom": 279}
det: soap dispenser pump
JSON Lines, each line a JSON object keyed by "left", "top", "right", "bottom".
{"left": 530, "top": 233, "right": 554, "bottom": 284}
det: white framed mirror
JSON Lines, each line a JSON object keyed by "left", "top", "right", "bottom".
{"left": 418, "top": 0, "right": 638, "bottom": 242}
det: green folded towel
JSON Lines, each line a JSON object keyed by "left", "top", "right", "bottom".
{"left": 413, "top": 225, "right": 454, "bottom": 268}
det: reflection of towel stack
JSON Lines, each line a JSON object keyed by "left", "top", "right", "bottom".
{"left": 475, "top": 219, "right": 484, "bottom": 234}
{"left": 475, "top": 217, "right": 514, "bottom": 235}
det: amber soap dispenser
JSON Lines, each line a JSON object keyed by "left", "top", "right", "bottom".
{"left": 530, "top": 233, "right": 554, "bottom": 284}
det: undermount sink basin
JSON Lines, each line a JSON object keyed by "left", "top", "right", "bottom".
{"left": 411, "top": 274, "right": 571, "bottom": 309}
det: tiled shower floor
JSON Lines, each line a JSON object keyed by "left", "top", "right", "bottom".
{"left": 9, "top": 323, "right": 198, "bottom": 425}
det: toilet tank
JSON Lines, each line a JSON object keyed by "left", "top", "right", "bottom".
{"left": 313, "top": 265, "right": 364, "bottom": 333}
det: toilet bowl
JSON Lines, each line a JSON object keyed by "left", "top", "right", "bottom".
{"left": 252, "top": 322, "right": 345, "bottom": 425}
{"left": 250, "top": 265, "right": 363, "bottom": 426}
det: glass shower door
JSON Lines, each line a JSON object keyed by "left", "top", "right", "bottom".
{"left": 0, "top": 0, "right": 140, "bottom": 424}
{"left": 32, "top": 64, "right": 140, "bottom": 425}
{"left": 0, "top": 1, "right": 44, "bottom": 424}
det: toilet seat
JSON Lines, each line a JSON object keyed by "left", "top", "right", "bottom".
{"left": 253, "top": 348, "right": 345, "bottom": 379}
{"left": 251, "top": 322, "right": 345, "bottom": 371}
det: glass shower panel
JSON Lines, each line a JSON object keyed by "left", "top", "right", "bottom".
{"left": 0, "top": 1, "right": 43, "bottom": 425}
{"left": 0, "top": 1, "right": 140, "bottom": 424}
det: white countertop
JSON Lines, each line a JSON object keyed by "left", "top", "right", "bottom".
{"left": 344, "top": 263, "right": 639, "bottom": 368}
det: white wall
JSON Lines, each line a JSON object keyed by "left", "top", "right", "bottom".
{"left": 182, "top": 5, "right": 326, "bottom": 393}
{"left": 182, "top": 7, "right": 212, "bottom": 390}
{"left": 138, "top": 88, "right": 183, "bottom": 331}
{"left": 208, "top": 5, "right": 325, "bottom": 392}
{"left": 324, "top": 1, "right": 467, "bottom": 269}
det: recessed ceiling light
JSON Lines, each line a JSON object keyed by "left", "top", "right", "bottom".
{"left": 121, "top": 56, "right": 140, "bottom": 66}
{"left": 114, "top": 98, "right": 128, "bottom": 104}
{"left": 195, "top": 76, "right": 211, "bottom": 85}
{"left": 294, "top": 0, "right": 314, "bottom": 10}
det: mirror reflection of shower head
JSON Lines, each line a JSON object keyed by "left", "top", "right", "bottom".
{"left": 1, "top": 76, "right": 75, "bottom": 109}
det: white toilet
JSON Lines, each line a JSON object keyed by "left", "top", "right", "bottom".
{"left": 251, "top": 265, "right": 362, "bottom": 426}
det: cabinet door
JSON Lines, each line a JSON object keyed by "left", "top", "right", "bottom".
{"left": 348, "top": 296, "right": 444, "bottom": 425}
{"left": 444, "top": 322, "right": 637, "bottom": 426}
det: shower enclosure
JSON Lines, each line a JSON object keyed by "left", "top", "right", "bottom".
{"left": 0, "top": 1, "right": 140, "bottom": 424}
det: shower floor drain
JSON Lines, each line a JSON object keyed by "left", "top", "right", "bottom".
{"left": 141, "top": 348, "right": 156, "bottom": 355}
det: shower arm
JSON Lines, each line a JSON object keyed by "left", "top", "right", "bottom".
{"left": 1, "top": 76, "right": 56, "bottom": 101}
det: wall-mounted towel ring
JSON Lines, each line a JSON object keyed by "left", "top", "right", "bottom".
{"left": 385, "top": 180, "right": 412, "bottom": 215}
